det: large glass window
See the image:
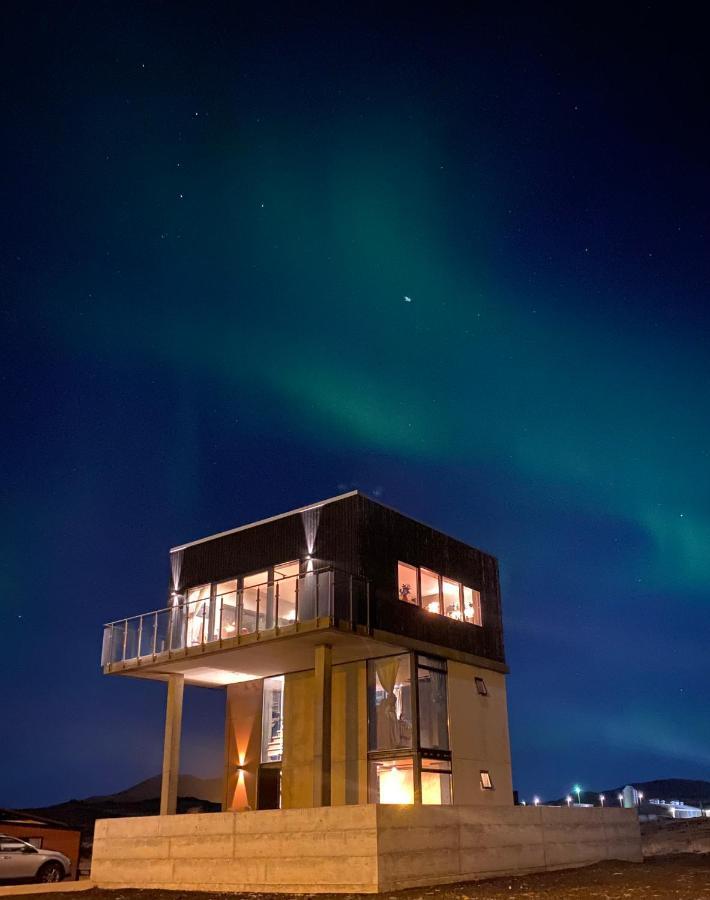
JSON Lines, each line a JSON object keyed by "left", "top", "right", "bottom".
{"left": 186, "top": 584, "right": 211, "bottom": 646}
{"left": 463, "top": 586, "right": 482, "bottom": 625}
{"left": 274, "top": 561, "right": 299, "bottom": 625}
{"left": 442, "top": 577, "right": 462, "bottom": 620}
{"left": 241, "top": 571, "right": 267, "bottom": 634}
{"left": 417, "top": 657, "right": 449, "bottom": 750}
{"left": 421, "top": 758, "right": 453, "bottom": 805}
{"left": 369, "top": 654, "right": 413, "bottom": 751}
{"left": 420, "top": 569, "right": 441, "bottom": 614}
{"left": 396, "top": 562, "right": 482, "bottom": 626}
{"left": 397, "top": 562, "right": 418, "bottom": 605}
{"left": 369, "top": 758, "right": 414, "bottom": 804}
{"left": 261, "top": 676, "right": 284, "bottom": 762}
{"left": 368, "top": 653, "right": 452, "bottom": 806}
{"left": 215, "top": 579, "right": 238, "bottom": 638}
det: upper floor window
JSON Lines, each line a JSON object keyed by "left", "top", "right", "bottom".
{"left": 397, "top": 562, "right": 482, "bottom": 626}
{"left": 397, "top": 562, "right": 418, "bottom": 605}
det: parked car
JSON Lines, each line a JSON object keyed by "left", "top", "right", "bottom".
{"left": 0, "top": 834, "right": 70, "bottom": 882}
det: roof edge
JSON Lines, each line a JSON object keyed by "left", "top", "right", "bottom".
{"left": 170, "top": 491, "right": 360, "bottom": 552}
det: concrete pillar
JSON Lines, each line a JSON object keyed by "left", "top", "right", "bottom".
{"left": 160, "top": 673, "right": 184, "bottom": 815}
{"left": 312, "top": 643, "right": 332, "bottom": 807}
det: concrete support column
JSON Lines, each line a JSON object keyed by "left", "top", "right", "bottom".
{"left": 160, "top": 673, "right": 184, "bottom": 815}
{"left": 312, "top": 643, "right": 332, "bottom": 807}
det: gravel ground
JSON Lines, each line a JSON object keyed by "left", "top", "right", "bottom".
{"left": 4, "top": 855, "right": 710, "bottom": 900}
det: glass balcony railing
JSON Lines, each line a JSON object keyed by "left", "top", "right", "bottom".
{"left": 101, "top": 566, "right": 370, "bottom": 668}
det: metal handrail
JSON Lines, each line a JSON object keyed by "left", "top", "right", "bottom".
{"left": 101, "top": 565, "right": 370, "bottom": 667}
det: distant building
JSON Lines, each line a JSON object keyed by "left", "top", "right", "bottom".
{"left": 647, "top": 798, "right": 708, "bottom": 819}
{"left": 0, "top": 809, "right": 81, "bottom": 878}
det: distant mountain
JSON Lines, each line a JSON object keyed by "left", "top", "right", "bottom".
{"left": 20, "top": 774, "right": 222, "bottom": 848}
{"left": 546, "top": 778, "right": 710, "bottom": 807}
{"left": 88, "top": 773, "right": 222, "bottom": 804}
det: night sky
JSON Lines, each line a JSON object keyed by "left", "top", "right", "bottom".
{"left": 2, "top": 3, "right": 708, "bottom": 808}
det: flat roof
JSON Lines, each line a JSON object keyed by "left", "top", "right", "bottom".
{"left": 170, "top": 490, "right": 495, "bottom": 559}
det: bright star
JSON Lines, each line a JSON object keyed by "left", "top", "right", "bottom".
{"left": 403, "top": 296, "right": 412, "bottom": 303}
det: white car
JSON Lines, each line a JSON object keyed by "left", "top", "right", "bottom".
{"left": 0, "top": 834, "right": 71, "bottom": 883}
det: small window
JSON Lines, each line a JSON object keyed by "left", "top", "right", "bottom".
{"left": 480, "top": 770, "right": 494, "bottom": 790}
{"left": 475, "top": 676, "right": 488, "bottom": 696}
{"left": 22, "top": 837, "right": 43, "bottom": 849}
{"left": 397, "top": 562, "right": 418, "bottom": 605}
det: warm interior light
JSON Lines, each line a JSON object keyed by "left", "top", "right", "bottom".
{"left": 426, "top": 600, "right": 440, "bottom": 613}
{"left": 379, "top": 765, "right": 413, "bottom": 804}
{"left": 421, "top": 772, "right": 442, "bottom": 804}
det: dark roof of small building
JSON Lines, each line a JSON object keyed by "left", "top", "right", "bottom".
{"left": 0, "top": 808, "right": 80, "bottom": 832}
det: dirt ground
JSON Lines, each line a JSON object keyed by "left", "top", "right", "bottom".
{"left": 5, "top": 855, "right": 710, "bottom": 900}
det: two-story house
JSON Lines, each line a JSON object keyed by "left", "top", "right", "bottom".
{"left": 101, "top": 491, "right": 513, "bottom": 814}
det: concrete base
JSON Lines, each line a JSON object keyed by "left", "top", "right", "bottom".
{"left": 91, "top": 804, "right": 642, "bottom": 894}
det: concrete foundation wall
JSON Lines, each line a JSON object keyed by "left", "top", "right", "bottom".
{"left": 91, "top": 804, "right": 641, "bottom": 893}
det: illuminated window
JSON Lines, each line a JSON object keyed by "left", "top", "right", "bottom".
{"left": 475, "top": 676, "right": 488, "bottom": 696}
{"left": 274, "top": 561, "right": 299, "bottom": 625}
{"left": 369, "top": 654, "right": 413, "bottom": 750}
{"left": 397, "top": 562, "right": 418, "bottom": 605}
{"left": 417, "top": 657, "right": 449, "bottom": 751}
{"left": 186, "top": 584, "right": 211, "bottom": 646}
{"left": 396, "top": 564, "right": 482, "bottom": 627}
{"left": 463, "top": 586, "right": 482, "bottom": 626}
{"left": 480, "top": 770, "right": 494, "bottom": 790}
{"left": 241, "top": 571, "right": 268, "bottom": 634}
{"left": 370, "top": 758, "right": 414, "bottom": 804}
{"left": 215, "top": 579, "right": 238, "bottom": 638}
{"left": 442, "top": 577, "right": 462, "bottom": 620}
{"left": 420, "top": 568, "right": 441, "bottom": 614}
{"left": 261, "top": 676, "right": 284, "bottom": 762}
{"left": 421, "top": 758, "right": 453, "bottom": 805}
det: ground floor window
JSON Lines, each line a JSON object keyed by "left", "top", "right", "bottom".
{"left": 421, "top": 757, "right": 452, "bottom": 804}
{"left": 257, "top": 764, "right": 281, "bottom": 809}
{"left": 369, "top": 757, "right": 415, "bottom": 804}
{"left": 367, "top": 652, "right": 452, "bottom": 805}
{"left": 261, "top": 675, "right": 284, "bottom": 762}
{"left": 368, "top": 754, "right": 453, "bottom": 805}
{"left": 369, "top": 653, "right": 413, "bottom": 751}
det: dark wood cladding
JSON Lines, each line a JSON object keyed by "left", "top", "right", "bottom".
{"left": 358, "top": 496, "right": 505, "bottom": 664}
{"left": 175, "top": 493, "right": 506, "bottom": 666}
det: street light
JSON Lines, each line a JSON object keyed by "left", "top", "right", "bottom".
{"left": 618, "top": 793, "right": 623, "bottom": 807}
{"left": 638, "top": 791, "right": 644, "bottom": 807}
{"left": 566, "top": 795, "right": 572, "bottom": 807}
{"left": 599, "top": 794, "right": 605, "bottom": 807}
{"left": 533, "top": 796, "right": 540, "bottom": 806}
{"left": 574, "top": 784, "right": 582, "bottom": 806}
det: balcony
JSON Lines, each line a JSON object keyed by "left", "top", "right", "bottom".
{"left": 101, "top": 566, "right": 371, "bottom": 670}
